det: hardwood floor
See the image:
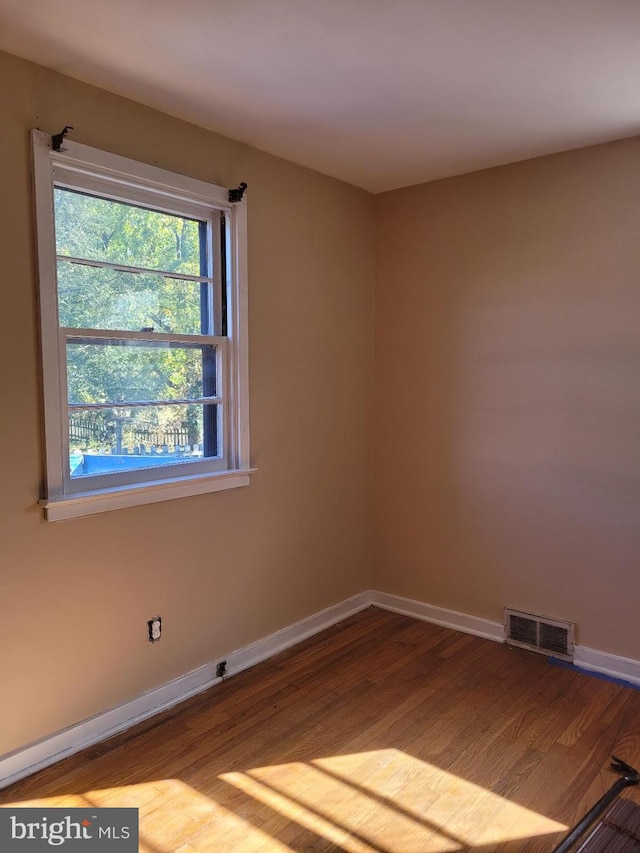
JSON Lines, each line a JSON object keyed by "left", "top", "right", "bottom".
{"left": 2, "top": 607, "right": 640, "bottom": 852}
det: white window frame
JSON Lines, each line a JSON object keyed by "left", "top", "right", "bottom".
{"left": 32, "top": 130, "right": 251, "bottom": 521}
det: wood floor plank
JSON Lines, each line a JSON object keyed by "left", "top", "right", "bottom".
{"left": 2, "top": 607, "right": 640, "bottom": 853}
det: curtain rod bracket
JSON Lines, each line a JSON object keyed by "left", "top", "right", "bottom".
{"left": 228, "top": 182, "right": 247, "bottom": 203}
{"left": 51, "top": 126, "right": 74, "bottom": 152}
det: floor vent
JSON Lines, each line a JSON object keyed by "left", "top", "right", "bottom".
{"left": 505, "top": 608, "right": 574, "bottom": 662}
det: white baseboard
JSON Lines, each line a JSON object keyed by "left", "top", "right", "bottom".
{"left": 371, "top": 590, "right": 504, "bottom": 643}
{"left": 574, "top": 645, "right": 640, "bottom": 687}
{"left": 0, "top": 591, "right": 372, "bottom": 791}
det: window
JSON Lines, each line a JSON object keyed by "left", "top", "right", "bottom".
{"left": 32, "top": 131, "right": 250, "bottom": 520}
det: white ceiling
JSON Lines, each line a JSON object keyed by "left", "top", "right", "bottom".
{"left": 1, "top": 0, "right": 640, "bottom": 193}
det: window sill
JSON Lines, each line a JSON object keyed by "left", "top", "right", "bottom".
{"left": 39, "top": 468, "right": 256, "bottom": 521}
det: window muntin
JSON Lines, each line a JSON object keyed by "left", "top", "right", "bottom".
{"left": 33, "top": 131, "right": 250, "bottom": 518}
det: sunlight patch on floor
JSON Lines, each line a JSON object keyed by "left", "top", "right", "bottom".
{"left": 223, "top": 766, "right": 456, "bottom": 852}
{"left": 1, "top": 779, "right": 294, "bottom": 853}
{"left": 222, "top": 748, "right": 567, "bottom": 852}
{"left": 1, "top": 750, "right": 567, "bottom": 852}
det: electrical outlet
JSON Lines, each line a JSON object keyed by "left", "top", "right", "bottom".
{"left": 148, "top": 616, "right": 162, "bottom": 643}
{"left": 216, "top": 660, "right": 227, "bottom": 678}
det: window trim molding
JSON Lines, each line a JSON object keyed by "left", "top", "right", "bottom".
{"left": 39, "top": 469, "right": 255, "bottom": 522}
{"left": 32, "top": 130, "right": 252, "bottom": 520}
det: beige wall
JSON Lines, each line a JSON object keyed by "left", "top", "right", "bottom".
{"left": 0, "top": 50, "right": 374, "bottom": 757}
{"left": 374, "top": 137, "right": 640, "bottom": 661}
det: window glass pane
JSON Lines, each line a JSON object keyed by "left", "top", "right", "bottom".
{"left": 54, "top": 188, "right": 204, "bottom": 276}
{"left": 68, "top": 404, "right": 218, "bottom": 477}
{"left": 67, "top": 339, "right": 217, "bottom": 404}
{"left": 57, "top": 260, "right": 208, "bottom": 335}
